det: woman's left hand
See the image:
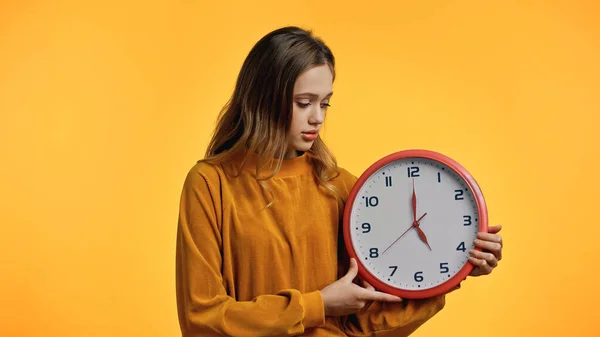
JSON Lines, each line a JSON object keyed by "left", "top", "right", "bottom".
{"left": 468, "top": 225, "right": 503, "bottom": 277}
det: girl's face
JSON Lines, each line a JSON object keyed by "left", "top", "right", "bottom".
{"left": 285, "top": 64, "right": 334, "bottom": 159}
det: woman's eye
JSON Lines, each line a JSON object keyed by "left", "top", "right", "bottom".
{"left": 296, "top": 102, "right": 310, "bottom": 108}
{"left": 321, "top": 103, "right": 331, "bottom": 108}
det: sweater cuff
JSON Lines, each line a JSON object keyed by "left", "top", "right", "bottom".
{"left": 301, "top": 290, "right": 326, "bottom": 328}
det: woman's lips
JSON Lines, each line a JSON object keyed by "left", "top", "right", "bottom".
{"left": 301, "top": 131, "right": 318, "bottom": 141}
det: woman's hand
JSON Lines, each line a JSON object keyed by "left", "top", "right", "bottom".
{"left": 320, "top": 258, "right": 403, "bottom": 316}
{"left": 468, "top": 225, "right": 503, "bottom": 277}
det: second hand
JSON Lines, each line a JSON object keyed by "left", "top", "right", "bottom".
{"left": 382, "top": 212, "right": 427, "bottom": 255}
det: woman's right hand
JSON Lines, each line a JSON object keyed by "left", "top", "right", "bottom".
{"left": 320, "top": 258, "right": 403, "bottom": 316}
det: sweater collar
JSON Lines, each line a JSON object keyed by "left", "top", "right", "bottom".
{"left": 233, "top": 149, "right": 313, "bottom": 178}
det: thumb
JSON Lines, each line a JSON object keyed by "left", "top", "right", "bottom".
{"left": 342, "top": 258, "right": 359, "bottom": 282}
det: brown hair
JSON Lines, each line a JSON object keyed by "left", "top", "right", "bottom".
{"left": 202, "top": 26, "right": 341, "bottom": 206}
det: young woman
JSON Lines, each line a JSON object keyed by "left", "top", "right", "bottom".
{"left": 175, "top": 26, "right": 503, "bottom": 337}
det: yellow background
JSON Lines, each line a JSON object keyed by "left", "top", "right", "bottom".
{"left": 1, "top": 0, "right": 599, "bottom": 336}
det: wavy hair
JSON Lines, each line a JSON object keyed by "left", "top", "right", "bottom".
{"left": 202, "top": 26, "right": 341, "bottom": 207}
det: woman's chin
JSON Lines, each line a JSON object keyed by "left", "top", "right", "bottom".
{"left": 295, "top": 142, "right": 314, "bottom": 152}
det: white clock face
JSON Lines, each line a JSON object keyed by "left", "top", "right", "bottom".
{"left": 349, "top": 157, "right": 481, "bottom": 291}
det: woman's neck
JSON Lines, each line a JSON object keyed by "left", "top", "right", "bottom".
{"left": 283, "top": 148, "right": 303, "bottom": 159}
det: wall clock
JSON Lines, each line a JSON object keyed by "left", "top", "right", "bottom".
{"left": 342, "top": 149, "right": 488, "bottom": 299}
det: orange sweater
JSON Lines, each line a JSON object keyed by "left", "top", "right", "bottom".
{"left": 175, "top": 150, "right": 447, "bottom": 336}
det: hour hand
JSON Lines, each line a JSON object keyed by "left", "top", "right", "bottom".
{"left": 382, "top": 213, "right": 427, "bottom": 255}
{"left": 415, "top": 226, "right": 432, "bottom": 250}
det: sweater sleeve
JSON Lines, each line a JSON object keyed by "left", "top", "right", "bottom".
{"left": 175, "top": 164, "right": 326, "bottom": 337}
{"left": 339, "top": 295, "right": 448, "bottom": 337}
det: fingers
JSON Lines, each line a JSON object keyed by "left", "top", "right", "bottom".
{"left": 487, "top": 224, "right": 502, "bottom": 234}
{"left": 469, "top": 249, "right": 498, "bottom": 268}
{"left": 476, "top": 231, "right": 502, "bottom": 245}
{"left": 362, "top": 279, "right": 375, "bottom": 291}
{"left": 357, "top": 287, "right": 402, "bottom": 302}
{"left": 342, "top": 258, "right": 359, "bottom": 282}
{"left": 473, "top": 236, "right": 502, "bottom": 251}
{"left": 475, "top": 232, "right": 503, "bottom": 261}
{"left": 468, "top": 255, "right": 494, "bottom": 275}
{"left": 468, "top": 225, "right": 503, "bottom": 277}
{"left": 344, "top": 259, "right": 402, "bottom": 302}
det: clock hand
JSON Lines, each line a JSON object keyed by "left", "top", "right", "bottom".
{"left": 412, "top": 179, "right": 417, "bottom": 223}
{"left": 382, "top": 212, "right": 427, "bottom": 255}
{"left": 415, "top": 226, "right": 432, "bottom": 251}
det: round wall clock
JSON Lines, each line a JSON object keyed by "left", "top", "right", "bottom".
{"left": 342, "top": 149, "right": 488, "bottom": 299}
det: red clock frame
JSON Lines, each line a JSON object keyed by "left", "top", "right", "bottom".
{"left": 342, "top": 149, "right": 489, "bottom": 299}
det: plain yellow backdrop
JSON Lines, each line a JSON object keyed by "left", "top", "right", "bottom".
{"left": 1, "top": 0, "right": 599, "bottom": 336}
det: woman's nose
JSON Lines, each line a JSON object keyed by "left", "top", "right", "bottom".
{"left": 308, "top": 106, "right": 325, "bottom": 125}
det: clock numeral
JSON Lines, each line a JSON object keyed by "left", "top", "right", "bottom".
{"left": 369, "top": 248, "right": 379, "bottom": 258}
{"left": 437, "top": 172, "right": 441, "bottom": 183}
{"left": 440, "top": 262, "right": 449, "bottom": 273}
{"left": 389, "top": 266, "right": 398, "bottom": 277}
{"left": 454, "top": 189, "right": 464, "bottom": 200}
{"left": 361, "top": 222, "right": 371, "bottom": 233}
{"left": 456, "top": 241, "right": 466, "bottom": 252}
{"left": 414, "top": 271, "right": 424, "bottom": 282}
{"left": 364, "top": 196, "right": 379, "bottom": 207}
{"left": 407, "top": 166, "right": 420, "bottom": 178}
{"left": 463, "top": 215, "right": 472, "bottom": 226}
{"left": 385, "top": 176, "right": 392, "bottom": 187}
